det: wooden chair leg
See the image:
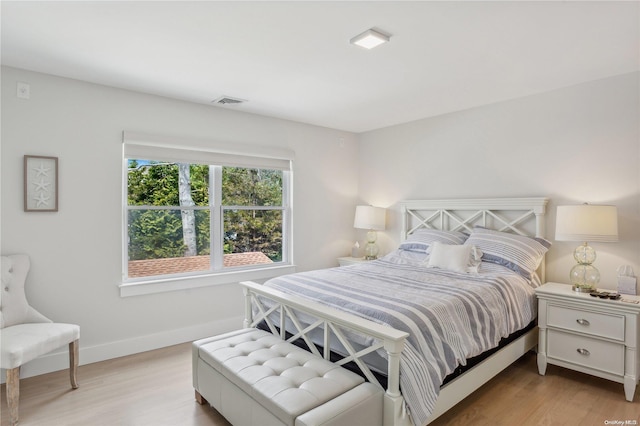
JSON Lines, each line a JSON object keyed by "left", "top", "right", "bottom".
{"left": 7, "top": 366, "right": 20, "bottom": 426}
{"left": 69, "top": 339, "right": 79, "bottom": 389}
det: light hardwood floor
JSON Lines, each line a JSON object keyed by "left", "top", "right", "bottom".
{"left": 1, "top": 343, "right": 638, "bottom": 426}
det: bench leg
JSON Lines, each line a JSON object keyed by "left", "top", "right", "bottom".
{"left": 69, "top": 339, "right": 79, "bottom": 389}
{"left": 195, "top": 390, "right": 208, "bottom": 405}
{"left": 7, "top": 366, "right": 20, "bottom": 426}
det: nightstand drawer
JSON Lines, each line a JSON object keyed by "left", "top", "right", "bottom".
{"left": 547, "top": 304, "right": 624, "bottom": 341}
{"left": 547, "top": 330, "right": 624, "bottom": 375}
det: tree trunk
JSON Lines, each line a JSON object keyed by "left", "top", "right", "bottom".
{"left": 178, "top": 163, "right": 197, "bottom": 256}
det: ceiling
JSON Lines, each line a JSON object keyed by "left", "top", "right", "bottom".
{"left": 1, "top": 1, "right": 638, "bottom": 133}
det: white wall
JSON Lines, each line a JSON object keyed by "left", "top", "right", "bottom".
{"left": 0, "top": 66, "right": 359, "bottom": 378}
{"left": 358, "top": 72, "right": 640, "bottom": 289}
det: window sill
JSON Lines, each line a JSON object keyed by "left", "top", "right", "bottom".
{"left": 119, "top": 264, "right": 297, "bottom": 297}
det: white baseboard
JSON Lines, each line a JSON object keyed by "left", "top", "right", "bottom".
{"left": 1, "top": 315, "right": 244, "bottom": 383}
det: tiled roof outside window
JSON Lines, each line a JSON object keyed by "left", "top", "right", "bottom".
{"left": 128, "top": 252, "right": 273, "bottom": 278}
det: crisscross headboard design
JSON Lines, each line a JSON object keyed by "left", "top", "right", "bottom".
{"left": 400, "top": 197, "right": 549, "bottom": 279}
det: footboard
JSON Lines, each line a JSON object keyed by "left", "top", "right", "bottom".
{"left": 240, "top": 280, "right": 411, "bottom": 426}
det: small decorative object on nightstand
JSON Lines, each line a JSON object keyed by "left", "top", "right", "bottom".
{"left": 618, "top": 265, "right": 637, "bottom": 295}
{"left": 351, "top": 241, "right": 360, "bottom": 258}
{"left": 337, "top": 256, "right": 367, "bottom": 267}
{"left": 536, "top": 282, "right": 640, "bottom": 401}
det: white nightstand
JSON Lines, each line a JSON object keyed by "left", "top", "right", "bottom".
{"left": 337, "top": 256, "right": 367, "bottom": 267}
{"left": 536, "top": 282, "right": 640, "bottom": 401}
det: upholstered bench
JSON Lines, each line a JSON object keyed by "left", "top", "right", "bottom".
{"left": 192, "top": 328, "right": 383, "bottom": 426}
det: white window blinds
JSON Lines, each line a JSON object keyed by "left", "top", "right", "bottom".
{"left": 123, "top": 131, "right": 293, "bottom": 170}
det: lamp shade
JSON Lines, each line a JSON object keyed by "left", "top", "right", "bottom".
{"left": 354, "top": 205, "right": 386, "bottom": 231}
{"left": 555, "top": 204, "right": 618, "bottom": 242}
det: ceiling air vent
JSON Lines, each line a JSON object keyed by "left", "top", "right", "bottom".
{"left": 212, "top": 96, "right": 247, "bottom": 105}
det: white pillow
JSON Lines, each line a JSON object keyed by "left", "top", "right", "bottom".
{"left": 424, "top": 242, "right": 482, "bottom": 274}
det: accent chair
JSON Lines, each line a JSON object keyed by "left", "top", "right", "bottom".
{"left": 1, "top": 254, "right": 80, "bottom": 426}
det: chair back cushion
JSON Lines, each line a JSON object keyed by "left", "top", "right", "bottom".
{"left": 1, "top": 255, "right": 31, "bottom": 328}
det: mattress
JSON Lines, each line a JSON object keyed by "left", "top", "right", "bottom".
{"left": 262, "top": 249, "right": 537, "bottom": 426}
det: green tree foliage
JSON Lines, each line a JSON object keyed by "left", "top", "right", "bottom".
{"left": 222, "top": 167, "right": 282, "bottom": 206}
{"left": 222, "top": 168, "right": 283, "bottom": 260}
{"left": 128, "top": 161, "right": 209, "bottom": 206}
{"left": 127, "top": 161, "right": 210, "bottom": 260}
{"left": 127, "top": 161, "right": 283, "bottom": 263}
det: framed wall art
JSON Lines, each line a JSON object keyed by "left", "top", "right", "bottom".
{"left": 24, "top": 155, "right": 58, "bottom": 212}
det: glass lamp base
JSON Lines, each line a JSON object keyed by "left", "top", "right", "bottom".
{"left": 364, "top": 243, "right": 379, "bottom": 260}
{"left": 570, "top": 263, "right": 600, "bottom": 293}
{"left": 364, "top": 230, "right": 379, "bottom": 260}
{"left": 572, "top": 284, "right": 595, "bottom": 293}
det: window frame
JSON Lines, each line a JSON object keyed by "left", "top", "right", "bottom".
{"left": 120, "top": 132, "right": 295, "bottom": 297}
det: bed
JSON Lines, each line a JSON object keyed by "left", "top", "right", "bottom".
{"left": 240, "top": 197, "right": 549, "bottom": 425}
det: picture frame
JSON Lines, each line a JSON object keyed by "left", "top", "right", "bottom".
{"left": 24, "top": 155, "right": 58, "bottom": 212}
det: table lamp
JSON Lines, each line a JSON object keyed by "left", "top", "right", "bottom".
{"left": 555, "top": 204, "right": 618, "bottom": 292}
{"left": 354, "top": 205, "right": 386, "bottom": 260}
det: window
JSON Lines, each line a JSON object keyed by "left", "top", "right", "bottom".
{"left": 122, "top": 133, "right": 292, "bottom": 285}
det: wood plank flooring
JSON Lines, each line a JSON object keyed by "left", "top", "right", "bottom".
{"left": 1, "top": 343, "right": 638, "bottom": 426}
{"left": 0, "top": 343, "right": 230, "bottom": 426}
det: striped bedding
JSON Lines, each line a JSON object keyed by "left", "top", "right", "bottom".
{"left": 263, "top": 249, "right": 537, "bottom": 426}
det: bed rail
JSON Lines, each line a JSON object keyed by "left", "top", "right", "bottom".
{"left": 240, "top": 280, "right": 410, "bottom": 426}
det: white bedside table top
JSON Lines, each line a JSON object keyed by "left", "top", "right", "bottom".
{"left": 536, "top": 282, "right": 640, "bottom": 313}
{"left": 337, "top": 256, "right": 367, "bottom": 264}
{"left": 338, "top": 256, "right": 374, "bottom": 267}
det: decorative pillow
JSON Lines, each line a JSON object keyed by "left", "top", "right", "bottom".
{"left": 399, "top": 229, "right": 468, "bottom": 253}
{"left": 463, "top": 227, "right": 551, "bottom": 280}
{"left": 424, "top": 242, "right": 483, "bottom": 274}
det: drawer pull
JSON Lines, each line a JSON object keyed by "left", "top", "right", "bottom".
{"left": 576, "top": 348, "right": 591, "bottom": 356}
{"left": 576, "top": 319, "right": 590, "bottom": 326}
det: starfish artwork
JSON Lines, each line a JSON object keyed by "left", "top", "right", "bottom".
{"left": 33, "top": 162, "right": 51, "bottom": 177}
{"left": 33, "top": 178, "right": 51, "bottom": 192}
{"left": 34, "top": 192, "right": 50, "bottom": 207}
{"left": 24, "top": 156, "right": 58, "bottom": 211}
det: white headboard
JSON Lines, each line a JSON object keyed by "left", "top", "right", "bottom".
{"left": 400, "top": 197, "right": 549, "bottom": 279}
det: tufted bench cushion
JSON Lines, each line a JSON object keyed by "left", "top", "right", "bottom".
{"left": 193, "top": 328, "right": 383, "bottom": 426}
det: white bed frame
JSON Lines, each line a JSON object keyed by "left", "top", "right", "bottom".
{"left": 241, "top": 197, "right": 549, "bottom": 425}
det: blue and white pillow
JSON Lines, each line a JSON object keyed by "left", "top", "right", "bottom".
{"left": 464, "top": 227, "right": 551, "bottom": 280}
{"left": 399, "top": 229, "right": 468, "bottom": 253}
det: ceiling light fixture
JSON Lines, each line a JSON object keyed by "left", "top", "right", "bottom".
{"left": 350, "top": 28, "right": 390, "bottom": 50}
